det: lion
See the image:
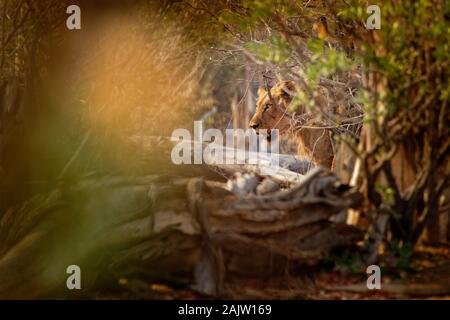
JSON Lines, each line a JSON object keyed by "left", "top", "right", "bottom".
{"left": 248, "top": 80, "right": 335, "bottom": 168}
{"left": 249, "top": 82, "right": 449, "bottom": 242}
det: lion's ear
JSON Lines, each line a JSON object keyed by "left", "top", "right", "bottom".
{"left": 257, "top": 86, "right": 267, "bottom": 97}
{"left": 281, "top": 80, "right": 296, "bottom": 96}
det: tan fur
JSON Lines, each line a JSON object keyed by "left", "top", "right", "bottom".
{"left": 249, "top": 81, "right": 334, "bottom": 168}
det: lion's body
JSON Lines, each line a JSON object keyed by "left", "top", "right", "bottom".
{"left": 249, "top": 81, "right": 335, "bottom": 168}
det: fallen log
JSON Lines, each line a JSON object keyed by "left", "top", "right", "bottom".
{"left": 0, "top": 139, "right": 362, "bottom": 299}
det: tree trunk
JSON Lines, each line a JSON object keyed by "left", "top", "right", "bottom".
{"left": 0, "top": 142, "right": 362, "bottom": 299}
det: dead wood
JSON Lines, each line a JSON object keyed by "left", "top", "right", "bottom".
{"left": 0, "top": 142, "right": 362, "bottom": 298}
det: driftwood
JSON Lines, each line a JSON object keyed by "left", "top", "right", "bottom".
{"left": 0, "top": 140, "right": 362, "bottom": 299}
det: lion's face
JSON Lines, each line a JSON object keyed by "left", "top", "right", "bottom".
{"left": 249, "top": 81, "right": 299, "bottom": 138}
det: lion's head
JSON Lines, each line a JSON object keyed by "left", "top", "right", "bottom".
{"left": 248, "top": 80, "right": 300, "bottom": 137}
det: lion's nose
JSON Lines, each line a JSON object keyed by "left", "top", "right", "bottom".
{"left": 249, "top": 123, "right": 259, "bottom": 129}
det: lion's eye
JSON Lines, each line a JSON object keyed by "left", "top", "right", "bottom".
{"left": 263, "top": 104, "right": 272, "bottom": 112}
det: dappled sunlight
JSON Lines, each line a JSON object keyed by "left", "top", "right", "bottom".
{"left": 76, "top": 15, "right": 211, "bottom": 138}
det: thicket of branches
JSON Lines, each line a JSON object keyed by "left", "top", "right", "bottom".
{"left": 0, "top": 0, "right": 215, "bottom": 211}
{"left": 178, "top": 0, "right": 450, "bottom": 248}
